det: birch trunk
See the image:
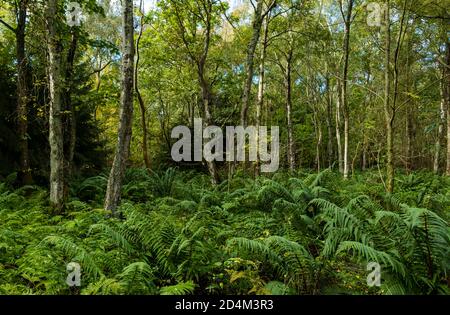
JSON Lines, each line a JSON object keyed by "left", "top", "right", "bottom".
{"left": 46, "top": 0, "right": 64, "bottom": 210}
{"left": 340, "top": 0, "right": 353, "bottom": 179}
{"left": 255, "top": 15, "right": 269, "bottom": 176}
{"left": 104, "top": 0, "right": 135, "bottom": 214}
{"left": 444, "top": 41, "right": 450, "bottom": 176}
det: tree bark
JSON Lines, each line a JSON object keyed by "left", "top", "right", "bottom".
{"left": 240, "top": 0, "right": 264, "bottom": 127}
{"left": 136, "top": 1, "right": 151, "bottom": 170}
{"left": 285, "top": 48, "right": 295, "bottom": 172}
{"left": 336, "top": 78, "right": 343, "bottom": 173}
{"left": 325, "top": 75, "right": 334, "bottom": 168}
{"left": 64, "top": 29, "right": 78, "bottom": 182}
{"left": 255, "top": 14, "right": 269, "bottom": 177}
{"left": 384, "top": 0, "right": 394, "bottom": 193}
{"left": 434, "top": 87, "right": 446, "bottom": 173}
{"left": 199, "top": 1, "right": 220, "bottom": 184}
{"left": 444, "top": 41, "right": 450, "bottom": 176}
{"left": 46, "top": 0, "right": 65, "bottom": 211}
{"left": 104, "top": 0, "right": 135, "bottom": 214}
{"left": 339, "top": 0, "right": 353, "bottom": 179}
{"left": 313, "top": 103, "right": 322, "bottom": 172}
{"left": 16, "top": 0, "right": 32, "bottom": 185}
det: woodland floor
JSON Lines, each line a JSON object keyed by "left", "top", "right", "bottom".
{"left": 0, "top": 168, "right": 449, "bottom": 295}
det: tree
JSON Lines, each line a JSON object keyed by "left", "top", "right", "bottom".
{"left": 445, "top": 40, "right": 450, "bottom": 175}
{"left": 135, "top": 0, "right": 151, "bottom": 170}
{"left": 383, "top": 0, "right": 394, "bottom": 193}
{"left": 104, "top": 0, "right": 135, "bottom": 213}
{"left": 338, "top": 0, "right": 354, "bottom": 179}
{"left": 255, "top": 13, "right": 270, "bottom": 176}
{"left": 46, "top": 0, "right": 65, "bottom": 210}
{"left": 240, "top": 0, "right": 276, "bottom": 127}
{"left": 165, "top": 0, "right": 222, "bottom": 184}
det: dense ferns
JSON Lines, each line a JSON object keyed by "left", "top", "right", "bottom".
{"left": 0, "top": 169, "right": 448, "bottom": 295}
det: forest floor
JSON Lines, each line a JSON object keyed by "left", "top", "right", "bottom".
{"left": 0, "top": 168, "right": 448, "bottom": 295}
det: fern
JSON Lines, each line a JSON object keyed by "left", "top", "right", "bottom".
{"left": 160, "top": 281, "right": 196, "bottom": 295}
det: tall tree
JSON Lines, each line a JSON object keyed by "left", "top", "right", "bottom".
{"left": 46, "top": 0, "right": 65, "bottom": 210}
{"left": 255, "top": 13, "right": 270, "bottom": 176}
{"left": 240, "top": 0, "right": 276, "bottom": 127}
{"left": 338, "top": 0, "right": 353, "bottom": 179}
{"left": 64, "top": 28, "right": 79, "bottom": 182}
{"left": 168, "top": 0, "right": 221, "bottom": 184}
{"left": 135, "top": 0, "right": 151, "bottom": 170}
{"left": 383, "top": 0, "right": 393, "bottom": 192}
{"left": 104, "top": 0, "right": 135, "bottom": 213}
{"left": 283, "top": 42, "right": 295, "bottom": 171}
{"left": 444, "top": 40, "right": 450, "bottom": 176}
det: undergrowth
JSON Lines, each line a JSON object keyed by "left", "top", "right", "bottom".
{"left": 0, "top": 169, "right": 448, "bottom": 295}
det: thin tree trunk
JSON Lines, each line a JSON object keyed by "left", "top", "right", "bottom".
{"left": 389, "top": 0, "right": 407, "bottom": 188}
{"left": 197, "top": 1, "right": 220, "bottom": 184}
{"left": 46, "top": 0, "right": 65, "bottom": 211}
{"left": 442, "top": 40, "right": 450, "bottom": 175}
{"left": 404, "top": 37, "right": 413, "bottom": 173}
{"left": 104, "top": 0, "right": 135, "bottom": 214}
{"left": 361, "top": 68, "right": 371, "bottom": 171}
{"left": 285, "top": 48, "right": 295, "bottom": 172}
{"left": 64, "top": 30, "right": 78, "bottom": 182}
{"left": 240, "top": 0, "right": 264, "bottom": 127}
{"left": 336, "top": 79, "right": 343, "bottom": 173}
{"left": 339, "top": 0, "right": 354, "bottom": 180}
{"left": 325, "top": 76, "right": 334, "bottom": 168}
{"left": 255, "top": 14, "right": 269, "bottom": 177}
{"left": 136, "top": 1, "right": 151, "bottom": 170}
{"left": 198, "top": 71, "right": 220, "bottom": 184}
{"left": 434, "top": 89, "right": 446, "bottom": 173}
{"left": 351, "top": 141, "right": 361, "bottom": 177}
{"left": 313, "top": 103, "right": 322, "bottom": 172}
{"left": 16, "top": 0, "right": 32, "bottom": 185}
{"left": 384, "top": 0, "right": 394, "bottom": 193}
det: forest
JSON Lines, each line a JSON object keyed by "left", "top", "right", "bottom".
{"left": 0, "top": 0, "right": 449, "bottom": 296}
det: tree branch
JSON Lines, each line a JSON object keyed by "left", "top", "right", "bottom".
{"left": 0, "top": 17, "right": 16, "bottom": 33}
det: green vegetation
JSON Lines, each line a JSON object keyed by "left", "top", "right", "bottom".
{"left": 1, "top": 169, "right": 448, "bottom": 295}
{"left": 0, "top": 0, "right": 449, "bottom": 296}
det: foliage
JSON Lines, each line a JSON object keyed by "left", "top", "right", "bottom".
{"left": 0, "top": 169, "right": 448, "bottom": 295}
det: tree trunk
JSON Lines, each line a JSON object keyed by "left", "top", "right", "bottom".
{"left": 340, "top": 0, "right": 353, "bottom": 180}
{"left": 384, "top": 0, "right": 394, "bottom": 193}
{"left": 285, "top": 48, "right": 295, "bottom": 172}
{"left": 313, "top": 103, "right": 322, "bottom": 172}
{"left": 136, "top": 1, "right": 151, "bottom": 170}
{"left": 240, "top": 0, "right": 264, "bottom": 127}
{"left": 16, "top": 0, "right": 32, "bottom": 185}
{"left": 46, "top": 0, "right": 65, "bottom": 211}
{"left": 255, "top": 15, "right": 269, "bottom": 177}
{"left": 325, "top": 76, "right": 334, "bottom": 168}
{"left": 434, "top": 89, "right": 446, "bottom": 173}
{"left": 336, "top": 79, "right": 343, "bottom": 173}
{"left": 444, "top": 41, "right": 450, "bottom": 176}
{"left": 104, "top": 0, "right": 135, "bottom": 214}
{"left": 197, "top": 1, "right": 220, "bottom": 184}
{"left": 64, "top": 30, "right": 78, "bottom": 182}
